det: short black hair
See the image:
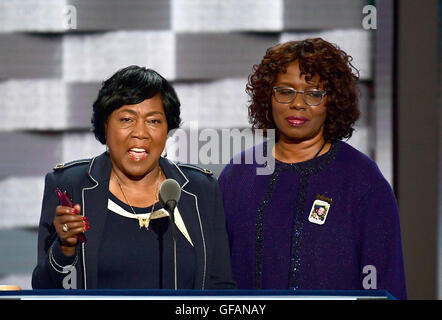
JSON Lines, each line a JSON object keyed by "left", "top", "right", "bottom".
{"left": 91, "top": 65, "right": 181, "bottom": 144}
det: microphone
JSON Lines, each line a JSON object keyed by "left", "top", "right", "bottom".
{"left": 159, "top": 179, "right": 181, "bottom": 213}
{"left": 159, "top": 179, "right": 181, "bottom": 290}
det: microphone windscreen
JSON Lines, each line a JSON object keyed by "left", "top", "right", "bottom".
{"left": 159, "top": 179, "right": 181, "bottom": 206}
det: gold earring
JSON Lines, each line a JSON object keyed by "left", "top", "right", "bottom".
{"left": 265, "top": 109, "right": 272, "bottom": 123}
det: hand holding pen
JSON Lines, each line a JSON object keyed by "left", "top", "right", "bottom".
{"left": 54, "top": 189, "right": 89, "bottom": 256}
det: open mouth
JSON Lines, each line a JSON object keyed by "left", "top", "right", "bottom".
{"left": 127, "top": 147, "right": 148, "bottom": 161}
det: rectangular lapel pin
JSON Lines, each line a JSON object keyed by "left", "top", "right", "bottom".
{"left": 308, "top": 194, "right": 332, "bottom": 225}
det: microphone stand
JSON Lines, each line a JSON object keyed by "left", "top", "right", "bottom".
{"left": 165, "top": 200, "right": 178, "bottom": 290}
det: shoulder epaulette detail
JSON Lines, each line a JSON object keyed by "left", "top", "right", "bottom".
{"left": 53, "top": 159, "right": 90, "bottom": 171}
{"left": 177, "top": 163, "right": 213, "bottom": 175}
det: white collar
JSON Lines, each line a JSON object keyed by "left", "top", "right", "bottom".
{"left": 107, "top": 198, "right": 193, "bottom": 247}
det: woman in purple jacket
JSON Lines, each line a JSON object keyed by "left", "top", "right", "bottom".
{"left": 218, "top": 38, "right": 407, "bottom": 299}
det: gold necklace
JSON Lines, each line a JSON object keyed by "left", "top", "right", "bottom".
{"left": 114, "top": 168, "right": 162, "bottom": 230}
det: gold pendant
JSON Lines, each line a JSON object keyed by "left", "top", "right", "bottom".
{"left": 137, "top": 216, "right": 151, "bottom": 230}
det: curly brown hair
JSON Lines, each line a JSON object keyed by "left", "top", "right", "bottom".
{"left": 246, "top": 38, "right": 360, "bottom": 141}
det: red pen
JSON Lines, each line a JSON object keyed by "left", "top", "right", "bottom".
{"left": 55, "top": 188, "right": 87, "bottom": 244}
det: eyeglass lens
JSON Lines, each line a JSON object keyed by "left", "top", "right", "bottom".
{"left": 274, "top": 88, "right": 325, "bottom": 106}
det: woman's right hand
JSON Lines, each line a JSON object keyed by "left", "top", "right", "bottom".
{"left": 53, "top": 204, "right": 87, "bottom": 256}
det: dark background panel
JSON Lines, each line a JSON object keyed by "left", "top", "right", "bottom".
{"left": 0, "top": 34, "right": 62, "bottom": 80}
{"left": 67, "top": 0, "right": 171, "bottom": 31}
{"left": 175, "top": 33, "right": 279, "bottom": 80}
{"left": 283, "top": 0, "right": 366, "bottom": 30}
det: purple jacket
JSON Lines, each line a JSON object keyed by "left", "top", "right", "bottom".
{"left": 219, "top": 141, "right": 407, "bottom": 299}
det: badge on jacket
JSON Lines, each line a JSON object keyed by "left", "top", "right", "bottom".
{"left": 308, "top": 194, "right": 332, "bottom": 225}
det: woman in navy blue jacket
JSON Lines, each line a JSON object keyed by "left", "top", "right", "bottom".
{"left": 32, "top": 66, "right": 235, "bottom": 290}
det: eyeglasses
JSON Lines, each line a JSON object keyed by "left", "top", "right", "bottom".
{"left": 273, "top": 86, "right": 327, "bottom": 106}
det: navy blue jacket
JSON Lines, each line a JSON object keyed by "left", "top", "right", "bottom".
{"left": 32, "top": 152, "right": 236, "bottom": 290}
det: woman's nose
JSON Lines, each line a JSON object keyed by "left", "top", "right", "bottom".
{"left": 132, "top": 120, "right": 151, "bottom": 139}
{"left": 289, "top": 92, "right": 307, "bottom": 110}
